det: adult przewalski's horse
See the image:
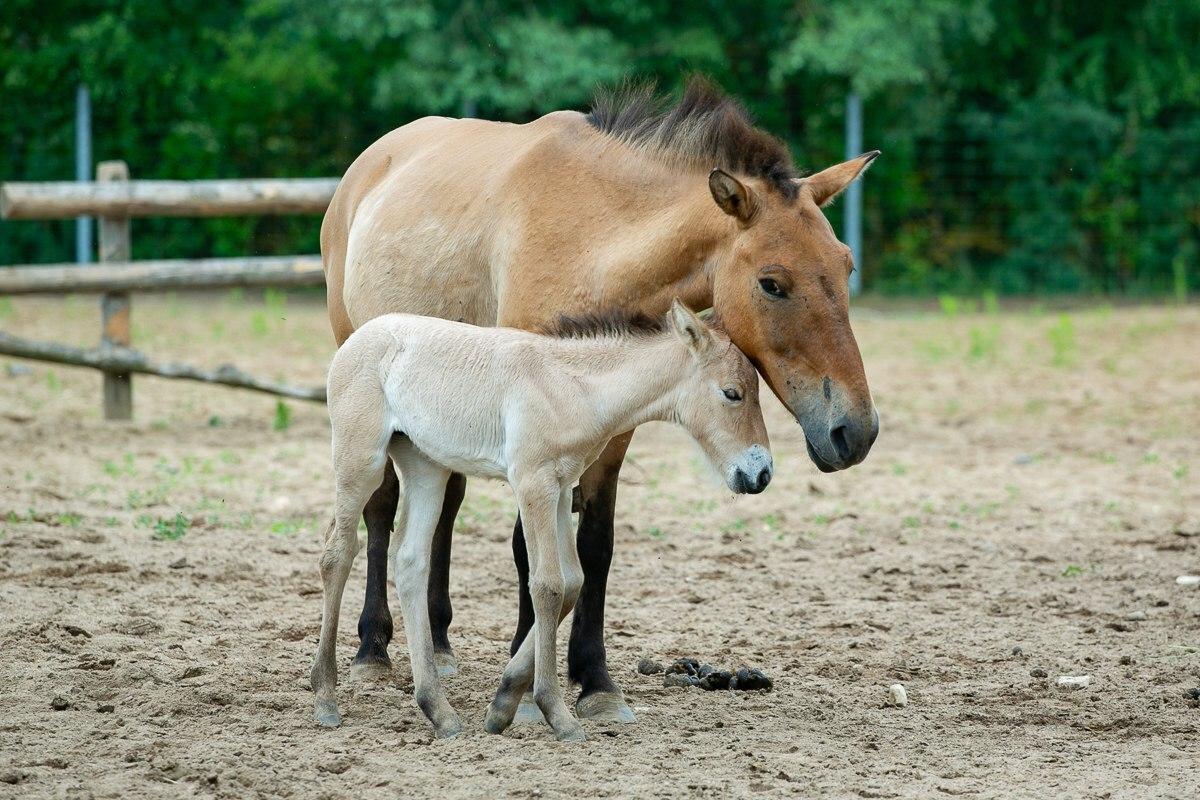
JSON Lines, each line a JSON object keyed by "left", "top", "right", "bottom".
{"left": 321, "top": 78, "right": 880, "bottom": 724}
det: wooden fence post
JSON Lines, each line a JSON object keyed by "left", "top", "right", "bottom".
{"left": 97, "top": 161, "right": 132, "bottom": 420}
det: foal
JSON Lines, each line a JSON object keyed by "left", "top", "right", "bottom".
{"left": 310, "top": 301, "right": 772, "bottom": 741}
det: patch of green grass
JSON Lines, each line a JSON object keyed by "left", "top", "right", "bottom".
{"left": 1048, "top": 314, "right": 1077, "bottom": 367}
{"left": 1175, "top": 465, "right": 1190, "bottom": 481}
{"left": 0, "top": 297, "right": 13, "bottom": 320}
{"left": 269, "top": 519, "right": 308, "bottom": 536}
{"left": 967, "top": 325, "right": 999, "bottom": 362}
{"left": 916, "top": 340, "right": 951, "bottom": 363}
{"left": 1173, "top": 251, "right": 1189, "bottom": 305}
{"left": 56, "top": 512, "right": 83, "bottom": 527}
{"left": 647, "top": 526, "right": 664, "bottom": 539}
{"left": 902, "top": 515, "right": 921, "bottom": 529}
{"left": 1061, "top": 564, "right": 1084, "bottom": 578}
{"left": 140, "top": 512, "right": 190, "bottom": 541}
{"left": 891, "top": 463, "right": 908, "bottom": 476}
{"left": 45, "top": 371, "right": 61, "bottom": 392}
{"left": 273, "top": 400, "right": 292, "bottom": 431}
{"left": 981, "top": 290, "right": 999, "bottom": 314}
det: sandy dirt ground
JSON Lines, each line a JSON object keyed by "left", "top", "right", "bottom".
{"left": 0, "top": 293, "right": 1197, "bottom": 799}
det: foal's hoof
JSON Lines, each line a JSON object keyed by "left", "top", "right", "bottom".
{"left": 314, "top": 699, "right": 342, "bottom": 728}
{"left": 512, "top": 694, "right": 546, "bottom": 725}
{"left": 576, "top": 691, "right": 636, "bottom": 724}
{"left": 484, "top": 703, "right": 515, "bottom": 735}
{"left": 349, "top": 658, "right": 393, "bottom": 684}
{"left": 555, "top": 724, "right": 587, "bottom": 743}
{"left": 433, "top": 715, "right": 464, "bottom": 739}
{"left": 433, "top": 650, "right": 458, "bottom": 678}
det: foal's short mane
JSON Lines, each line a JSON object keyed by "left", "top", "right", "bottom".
{"left": 543, "top": 309, "right": 667, "bottom": 340}
{"left": 586, "top": 76, "right": 800, "bottom": 200}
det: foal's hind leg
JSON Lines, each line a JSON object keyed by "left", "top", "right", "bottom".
{"left": 389, "top": 440, "right": 461, "bottom": 738}
{"left": 311, "top": 449, "right": 387, "bottom": 727}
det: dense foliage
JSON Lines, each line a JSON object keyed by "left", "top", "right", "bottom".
{"left": 2, "top": 0, "right": 1197, "bottom": 295}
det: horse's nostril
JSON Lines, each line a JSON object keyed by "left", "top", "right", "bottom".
{"left": 830, "top": 424, "right": 852, "bottom": 463}
{"left": 755, "top": 467, "right": 771, "bottom": 492}
{"left": 733, "top": 469, "right": 749, "bottom": 492}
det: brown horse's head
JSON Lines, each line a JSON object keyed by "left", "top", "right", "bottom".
{"left": 709, "top": 153, "right": 880, "bottom": 472}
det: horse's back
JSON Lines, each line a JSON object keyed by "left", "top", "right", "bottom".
{"left": 323, "top": 111, "right": 591, "bottom": 344}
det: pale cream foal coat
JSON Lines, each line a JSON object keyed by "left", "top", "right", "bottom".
{"left": 311, "top": 301, "right": 772, "bottom": 741}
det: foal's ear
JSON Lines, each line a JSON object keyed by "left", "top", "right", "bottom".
{"left": 709, "top": 169, "right": 758, "bottom": 225}
{"left": 799, "top": 151, "right": 880, "bottom": 207}
{"left": 669, "top": 299, "right": 716, "bottom": 357}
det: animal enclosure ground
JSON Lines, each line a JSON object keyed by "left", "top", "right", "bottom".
{"left": 0, "top": 293, "right": 1197, "bottom": 799}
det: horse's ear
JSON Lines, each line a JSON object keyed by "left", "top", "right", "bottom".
{"left": 801, "top": 151, "right": 880, "bottom": 207}
{"left": 709, "top": 169, "right": 758, "bottom": 225}
{"left": 669, "top": 299, "right": 715, "bottom": 357}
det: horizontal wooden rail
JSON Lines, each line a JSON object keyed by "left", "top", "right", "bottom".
{"left": 0, "top": 256, "right": 325, "bottom": 294}
{"left": 0, "top": 178, "right": 338, "bottom": 219}
{"left": 0, "top": 331, "right": 326, "bottom": 402}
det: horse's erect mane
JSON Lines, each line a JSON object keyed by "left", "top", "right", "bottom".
{"left": 585, "top": 76, "right": 799, "bottom": 200}
{"left": 542, "top": 309, "right": 667, "bottom": 340}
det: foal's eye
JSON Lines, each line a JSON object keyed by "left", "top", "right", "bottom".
{"left": 758, "top": 278, "right": 787, "bottom": 299}
{"left": 723, "top": 388, "right": 743, "bottom": 402}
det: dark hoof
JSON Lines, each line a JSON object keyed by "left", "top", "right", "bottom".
{"left": 576, "top": 691, "right": 636, "bottom": 724}
{"left": 349, "top": 659, "right": 393, "bottom": 683}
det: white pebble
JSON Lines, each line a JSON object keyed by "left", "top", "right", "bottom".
{"left": 888, "top": 683, "right": 908, "bottom": 707}
{"left": 1176, "top": 575, "right": 1200, "bottom": 587}
{"left": 1056, "top": 675, "right": 1092, "bottom": 689}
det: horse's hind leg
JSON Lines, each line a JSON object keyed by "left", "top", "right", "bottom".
{"left": 352, "top": 466, "right": 400, "bottom": 680}
{"left": 429, "top": 473, "right": 466, "bottom": 677}
{"left": 389, "top": 441, "right": 461, "bottom": 738}
{"left": 311, "top": 445, "right": 387, "bottom": 727}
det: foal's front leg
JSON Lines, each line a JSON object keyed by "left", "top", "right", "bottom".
{"left": 487, "top": 482, "right": 584, "bottom": 741}
{"left": 389, "top": 444, "right": 462, "bottom": 738}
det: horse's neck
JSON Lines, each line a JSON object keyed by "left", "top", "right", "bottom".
{"left": 553, "top": 335, "right": 689, "bottom": 437}
{"left": 590, "top": 175, "right": 734, "bottom": 315}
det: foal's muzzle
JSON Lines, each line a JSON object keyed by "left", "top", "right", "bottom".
{"left": 728, "top": 445, "right": 773, "bottom": 494}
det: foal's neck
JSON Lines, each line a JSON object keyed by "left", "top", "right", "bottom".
{"left": 557, "top": 335, "right": 690, "bottom": 439}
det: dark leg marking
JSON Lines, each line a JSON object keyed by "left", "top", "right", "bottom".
{"left": 429, "top": 473, "right": 466, "bottom": 655}
{"left": 354, "top": 464, "right": 400, "bottom": 668}
{"left": 509, "top": 513, "right": 535, "bottom": 657}
{"left": 567, "top": 467, "right": 620, "bottom": 699}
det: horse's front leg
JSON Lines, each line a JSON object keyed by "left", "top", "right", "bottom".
{"left": 569, "top": 431, "right": 636, "bottom": 723}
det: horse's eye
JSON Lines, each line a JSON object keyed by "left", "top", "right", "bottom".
{"left": 759, "top": 278, "right": 787, "bottom": 298}
{"left": 723, "top": 388, "right": 743, "bottom": 402}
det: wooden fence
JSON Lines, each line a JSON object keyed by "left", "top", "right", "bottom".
{"left": 0, "top": 161, "right": 338, "bottom": 417}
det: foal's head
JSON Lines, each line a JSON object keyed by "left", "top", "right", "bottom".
{"left": 667, "top": 300, "right": 772, "bottom": 495}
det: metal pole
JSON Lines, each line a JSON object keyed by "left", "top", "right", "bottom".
{"left": 75, "top": 85, "right": 93, "bottom": 264}
{"left": 845, "top": 91, "right": 863, "bottom": 296}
